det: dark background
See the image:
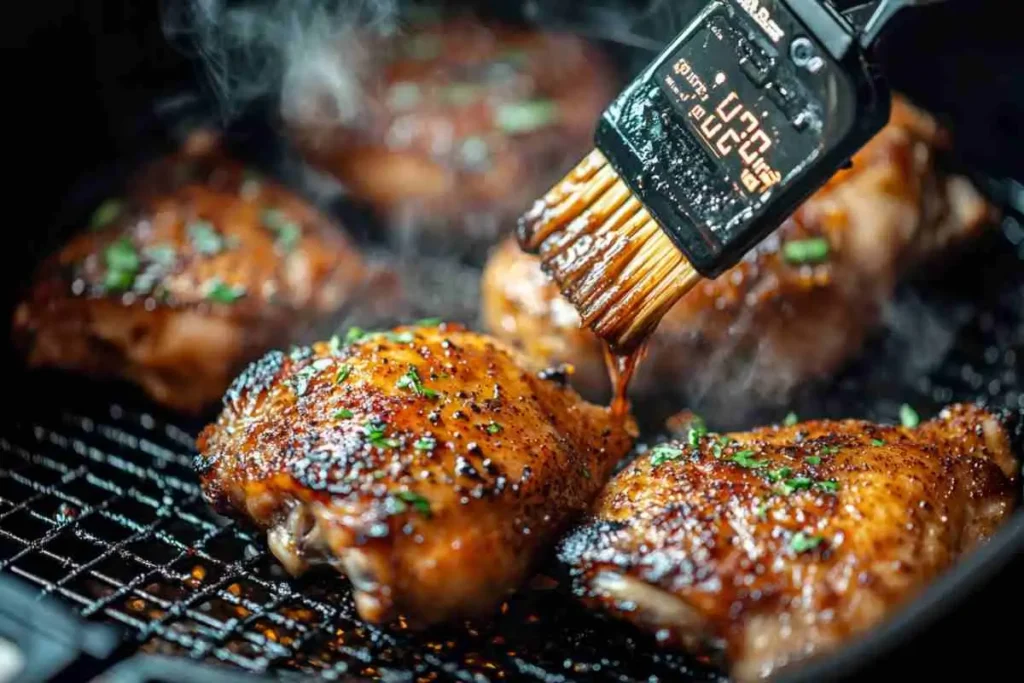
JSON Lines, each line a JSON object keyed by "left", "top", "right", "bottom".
{"left": 5, "top": 1, "right": 1023, "bottom": 681}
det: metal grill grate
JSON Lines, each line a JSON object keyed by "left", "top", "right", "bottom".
{"left": 1, "top": 228, "right": 1022, "bottom": 681}
{"left": 0, "top": 385, "right": 728, "bottom": 682}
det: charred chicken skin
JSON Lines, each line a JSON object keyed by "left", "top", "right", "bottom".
{"left": 481, "top": 96, "right": 995, "bottom": 406}
{"left": 558, "top": 404, "right": 1021, "bottom": 682}
{"left": 194, "top": 322, "right": 634, "bottom": 627}
{"left": 12, "top": 133, "right": 366, "bottom": 414}
{"left": 287, "top": 15, "right": 617, "bottom": 249}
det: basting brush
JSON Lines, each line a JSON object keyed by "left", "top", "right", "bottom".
{"left": 516, "top": 0, "right": 941, "bottom": 354}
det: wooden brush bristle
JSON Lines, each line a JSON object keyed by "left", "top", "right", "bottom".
{"left": 517, "top": 150, "right": 701, "bottom": 353}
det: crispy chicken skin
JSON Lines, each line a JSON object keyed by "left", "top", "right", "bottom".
{"left": 558, "top": 404, "right": 1021, "bottom": 682}
{"left": 287, "top": 15, "right": 616, "bottom": 247}
{"left": 481, "top": 96, "right": 996, "bottom": 405}
{"left": 11, "top": 133, "right": 366, "bottom": 414}
{"left": 194, "top": 322, "right": 635, "bottom": 627}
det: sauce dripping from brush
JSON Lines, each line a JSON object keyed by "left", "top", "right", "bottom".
{"left": 603, "top": 342, "right": 648, "bottom": 420}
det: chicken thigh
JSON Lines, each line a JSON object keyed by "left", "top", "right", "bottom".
{"left": 195, "top": 322, "right": 635, "bottom": 627}
{"left": 12, "top": 132, "right": 366, "bottom": 413}
{"left": 558, "top": 403, "right": 1020, "bottom": 682}
{"left": 481, "top": 96, "right": 995, "bottom": 407}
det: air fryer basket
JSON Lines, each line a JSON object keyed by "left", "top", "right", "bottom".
{"left": 4, "top": 1, "right": 1023, "bottom": 682}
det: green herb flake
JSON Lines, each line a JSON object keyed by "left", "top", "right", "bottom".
{"left": 820, "top": 445, "right": 840, "bottom": 456}
{"left": 766, "top": 467, "right": 793, "bottom": 483}
{"left": 90, "top": 199, "right": 123, "bottom": 230}
{"left": 782, "top": 237, "right": 830, "bottom": 264}
{"left": 804, "top": 455, "right": 822, "bottom": 466}
{"left": 394, "top": 490, "right": 432, "bottom": 517}
{"left": 778, "top": 477, "right": 814, "bottom": 495}
{"left": 335, "top": 364, "right": 352, "bottom": 384}
{"left": 687, "top": 418, "right": 708, "bottom": 448}
{"left": 204, "top": 278, "right": 246, "bottom": 304}
{"left": 344, "top": 327, "right": 367, "bottom": 344}
{"left": 581, "top": 465, "right": 592, "bottom": 479}
{"left": 413, "top": 435, "right": 436, "bottom": 451}
{"left": 495, "top": 99, "right": 560, "bottom": 134}
{"left": 486, "top": 422, "right": 502, "bottom": 434}
{"left": 790, "top": 532, "right": 824, "bottom": 553}
{"left": 783, "top": 411, "right": 799, "bottom": 426}
{"left": 650, "top": 444, "right": 685, "bottom": 467}
{"left": 900, "top": 403, "right": 920, "bottom": 428}
{"left": 814, "top": 480, "right": 839, "bottom": 494}
{"left": 871, "top": 438, "right": 886, "bottom": 447}
{"left": 730, "top": 450, "right": 768, "bottom": 469}
{"left": 328, "top": 335, "right": 341, "bottom": 353}
{"left": 334, "top": 409, "right": 354, "bottom": 419}
{"left": 188, "top": 220, "right": 224, "bottom": 256}
{"left": 416, "top": 317, "right": 443, "bottom": 327}
{"left": 103, "top": 237, "right": 140, "bottom": 291}
{"left": 386, "top": 331, "right": 416, "bottom": 343}
{"left": 261, "top": 209, "right": 301, "bottom": 252}
{"left": 143, "top": 244, "right": 177, "bottom": 267}
{"left": 396, "top": 366, "right": 439, "bottom": 399}
{"left": 364, "top": 420, "right": 400, "bottom": 449}
{"left": 756, "top": 501, "right": 770, "bottom": 521}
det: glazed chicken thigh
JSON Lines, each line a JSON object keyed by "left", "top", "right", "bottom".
{"left": 195, "top": 322, "right": 634, "bottom": 627}
{"left": 12, "top": 133, "right": 366, "bottom": 413}
{"left": 481, "top": 96, "right": 995, "bottom": 407}
{"left": 558, "top": 404, "right": 1020, "bottom": 682}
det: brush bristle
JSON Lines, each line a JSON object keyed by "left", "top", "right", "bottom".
{"left": 516, "top": 150, "right": 701, "bottom": 353}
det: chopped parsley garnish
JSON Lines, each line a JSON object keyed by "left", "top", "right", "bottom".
{"left": 393, "top": 490, "right": 432, "bottom": 517}
{"left": 777, "top": 477, "right": 814, "bottom": 495}
{"left": 687, "top": 417, "right": 708, "bottom": 447}
{"left": 204, "top": 278, "right": 246, "bottom": 304}
{"left": 334, "top": 409, "right": 353, "bottom": 419}
{"left": 396, "top": 366, "right": 438, "bottom": 399}
{"left": 288, "top": 358, "right": 333, "bottom": 396}
{"left": 335, "top": 364, "right": 352, "bottom": 384}
{"left": 344, "top": 327, "right": 367, "bottom": 344}
{"left": 756, "top": 501, "right": 770, "bottom": 521}
{"left": 900, "top": 403, "right": 920, "bottom": 428}
{"left": 581, "top": 465, "right": 592, "bottom": 479}
{"left": 90, "top": 199, "right": 123, "bottom": 230}
{"left": 782, "top": 237, "right": 830, "bottom": 264}
{"left": 730, "top": 450, "right": 767, "bottom": 468}
{"left": 871, "top": 438, "right": 886, "bottom": 447}
{"left": 814, "top": 480, "right": 839, "bottom": 494}
{"left": 261, "top": 209, "right": 301, "bottom": 252}
{"left": 650, "top": 444, "right": 684, "bottom": 467}
{"left": 766, "top": 467, "right": 793, "bottom": 483}
{"left": 188, "top": 220, "right": 224, "bottom": 255}
{"left": 783, "top": 412, "right": 799, "bottom": 426}
{"left": 416, "top": 317, "right": 443, "bottom": 327}
{"left": 790, "top": 532, "right": 824, "bottom": 553}
{"left": 328, "top": 335, "right": 341, "bottom": 353}
{"left": 103, "top": 237, "right": 140, "bottom": 291}
{"left": 364, "top": 420, "right": 400, "bottom": 449}
{"left": 143, "top": 244, "right": 177, "bottom": 267}
{"left": 386, "top": 331, "right": 416, "bottom": 343}
{"left": 495, "top": 99, "right": 560, "bottom": 134}
{"left": 486, "top": 422, "right": 502, "bottom": 434}
{"left": 413, "top": 435, "right": 436, "bottom": 451}
{"left": 804, "top": 455, "right": 822, "bottom": 466}
{"left": 820, "top": 446, "right": 840, "bottom": 456}
{"left": 711, "top": 435, "right": 733, "bottom": 458}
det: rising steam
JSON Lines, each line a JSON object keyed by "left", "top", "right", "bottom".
{"left": 160, "top": 0, "right": 402, "bottom": 125}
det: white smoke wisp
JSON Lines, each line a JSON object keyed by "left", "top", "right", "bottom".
{"left": 160, "top": 0, "right": 401, "bottom": 127}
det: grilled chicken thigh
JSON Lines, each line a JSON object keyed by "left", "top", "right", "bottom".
{"left": 195, "top": 322, "right": 634, "bottom": 627}
{"left": 286, "top": 14, "right": 616, "bottom": 250}
{"left": 558, "top": 404, "right": 1021, "bottom": 682}
{"left": 481, "top": 96, "right": 995, "bottom": 406}
{"left": 12, "top": 133, "right": 366, "bottom": 414}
